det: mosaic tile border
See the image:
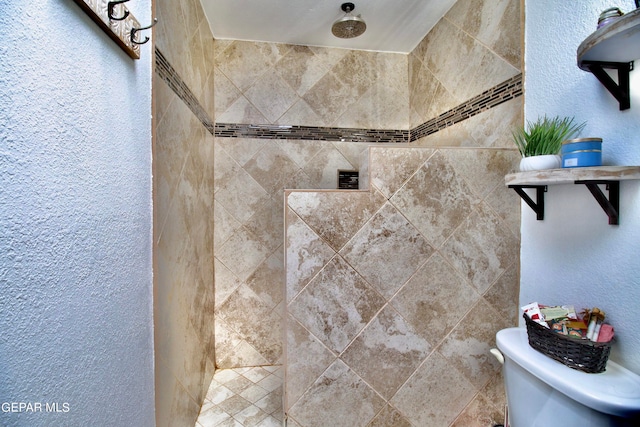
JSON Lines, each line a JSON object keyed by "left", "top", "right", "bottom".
{"left": 215, "top": 123, "right": 409, "bottom": 143}
{"left": 154, "top": 47, "right": 522, "bottom": 143}
{"left": 155, "top": 49, "right": 215, "bottom": 134}
{"left": 410, "top": 73, "right": 523, "bottom": 142}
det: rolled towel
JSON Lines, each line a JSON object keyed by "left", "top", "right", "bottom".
{"left": 596, "top": 324, "right": 614, "bottom": 343}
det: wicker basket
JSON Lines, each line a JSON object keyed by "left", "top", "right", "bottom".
{"left": 523, "top": 314, "right": 611, "bottom": 373}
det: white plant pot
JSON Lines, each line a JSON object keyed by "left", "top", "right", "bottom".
{"left": 519, "top": 155, "right": 562, "bottom": 171}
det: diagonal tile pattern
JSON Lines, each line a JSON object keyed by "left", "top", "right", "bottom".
{"left": 339, "top": 202, "right": 435, "bottom": 299}
{"left": 214, "top": 135, "right": 371, "bottom": 368}
{"left": 215, "top": 40, "right": 408, "bottom": 129}
{"left": 288, "top": 360, "right": 385, "bottom": 427}
{"left": 158, "top": 0, "right": 523, "bottom": 424}
{"left": 208, "top": 5, "right": 523, "bottom": 427}
{"left": 390, "top": 150, "right": 478, "bottom": 249}
{"left": 196, "top": 366, "right": 284, "bottom": 427}
{"left": 340, "top": 305, "right": 432, "bottom": 400}
{"left": 289, "top": 256, "right": 386, "bottom": 354}
{"left": 285, "top": 146, "right": 520, "bottom": 427}
{"left": 211, "top": 0, "right": 522, "bottom": 375}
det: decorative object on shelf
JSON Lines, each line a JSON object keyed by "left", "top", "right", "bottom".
{"left": 72, "top": 0, "right": 156, "bottom": 59}
{"left": 578, "top": 8, "right": 640, "bottom": 110}
{"left": 561, "top": 137, "right": 603, "bottom": 168}
{"left": 598, "top": 7, "right": 624, "bottom": 29}
{"left": 519, "top": 155, "right": 561, "bottom": 171}
{"left": 513, "top": 116, "right": 586, "bottom": 171}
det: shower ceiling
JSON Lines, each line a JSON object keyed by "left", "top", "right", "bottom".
{"left": 201, "top": 0, "right": 458, "bottom": 53}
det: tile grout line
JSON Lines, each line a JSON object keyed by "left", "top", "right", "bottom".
{"left": 154, "top": 46, "right": 521, "bottom": 144}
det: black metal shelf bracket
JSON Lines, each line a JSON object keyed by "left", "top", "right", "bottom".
{"left": 509, "top": 185, "right": 547, "bottom": 220}
{"left": 581, "top": 61, "right": 634, "bottom": 110}
{"left": 575, "top": 180, "right": 620, "bottom": 225}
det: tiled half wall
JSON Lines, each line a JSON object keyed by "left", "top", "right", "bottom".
{"left": 284, "top": 146, "right": 522, "bottom": 426}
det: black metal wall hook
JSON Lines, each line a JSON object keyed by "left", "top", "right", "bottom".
{"left": 131, "top": 18, "right": 157, "bottom": 45}
{"left": 107, "top": 0, "right": 130, "bottom": 21}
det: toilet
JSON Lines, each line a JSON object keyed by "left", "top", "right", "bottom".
{"left": 494, "top": 327, "right": 640, "bottom": 427}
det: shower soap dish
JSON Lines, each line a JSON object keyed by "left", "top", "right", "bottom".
{"left": 523, "top": 314, "right": 612, "bottom": 373}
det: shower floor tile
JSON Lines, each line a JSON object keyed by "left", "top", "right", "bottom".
{"left": 196, "top": 366, "right": 283, "bottom": 427}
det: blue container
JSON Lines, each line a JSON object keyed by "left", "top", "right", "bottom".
{"left": 561, "top": 138, "right": 602, "bottom": 168}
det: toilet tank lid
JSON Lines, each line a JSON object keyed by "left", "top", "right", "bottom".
{"left": 496, "top": 327, "right": 640, "bottom": 417}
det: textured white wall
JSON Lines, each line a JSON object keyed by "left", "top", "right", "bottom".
{"left": 523, "top": 0, "right": 640, "bottom": 373}
{"left": 0, "top": 1, "right": 154, "bottom": 425}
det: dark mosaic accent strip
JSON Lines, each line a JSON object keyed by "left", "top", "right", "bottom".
{"left": 214, "top": 123, "right": 409, "bottom": 143}
{"left": 155, "top": 48, "right": 215, "bottom": 135}
{"left": 154, "top": 46, "right": 521, "bottom": 144}
{"left": 410, "top": 73, "right": 523, "bottom": 142}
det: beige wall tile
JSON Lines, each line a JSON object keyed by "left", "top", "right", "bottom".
{"left": 288, "top": 256, "right": 386, "bottom": 354}
{"left": 391, "top": 252, "right": 480, "bottom": 347}
{"left": 215, "top": 318, "right": 270, "bottom": 368}
{"left": 341, "top": 305, "right": 431, "bottom": 399}
{"left": 367, "top": 405, "right": 412, "bottom": 427}
{"left": 216, "top": 284, "right": 282, "bottom": 363}
{"left": 484, "top": 182, "right": 522, "bottom": 238}
{"left": 215, "top": 41, "right": 272, "bottom": 92}
{"left": 443, "top": 148, "right": 519, "bottom": 199}
{"left": 287, "top": 190, "right": 386, "bottom": 251}
{"left": 300, "top": 144, "right": 355, "bottom": 189}
{"left": 369, "top": 147, "right": 436, "bottom": 198}
{"left": 276, "top": 99, "right": 323, "bottom": 127}
{"left": 391, "top": 351, "right": 477, "bottom": 426}
{"left": 285, "top": 146, "right": 520, "bottom": 425}
{"left": 409, "top": 0, "right": 521, "bottom": 125}
{"left": 484, "top": 262, "right": 520, "bottom": 323}
{"left": 244, "top": 144, "right": 301, "bottom": 196}
{"left": 285, "top": 315, "right": 336, "bottom": 408}
{"left": 276, "top": 139, "right": 325, "bottom": 168}
{"left": 390, "top": 150, "right": 478, "bottom": 248}
{"left": 275, "top": 45, "right": 332, "bottom": 97}
{"left": 154, "top": 2, "right": 215, "bottom": 423}
{"left": 288, "top": 360, "right": 385, "bottom": 427}
{"left": 244, "top": 71, "right": 298, "bottom": 123}
{"left": 438, "top": 299, "right": 511, "bottom": 388}
{"left": 445, "top": 0, "right": 521, "bottom": 69}
{"left": 214, "top": 167, "right": 270, "bottom": 224}
{"left": 285, "top": 210, "right": 336, "bottom": 303}
{"left": 339, "top": 203, "right": 435, "bottom": 299}
{"left": 217, "top": 226, "right": 271, "bottom": 282}
{"left": 440, "top": 201, "right": 519, "bottom": 294}
{"left": 215, "top": 41, "right": 409, "bottom": 128}
{"left": 246, "top": 249, "right": 285, "bottom": 311}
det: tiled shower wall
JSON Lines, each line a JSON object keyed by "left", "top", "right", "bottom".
{"left": 154, "top": 0, "right": 216, "bottom": 425}
{"left": 409, "top": 0, "right": 521, "bottom": 130}
{"left": 214, "top": 41, "right": 409, "bottom": 129}
{"left": 154, "top": 0, "right": 522, "bottom": 424}
{"left": 281, "top": 0, "right": 523, "bottom": 425}
{"left": 285, "top": 146, "right": 521, "bottom": 426}
{"left": 214, "top": 0, "right": 522, "bottom": 375}
{"left": 213, "top": 43, "right": 411, "bottom": 368}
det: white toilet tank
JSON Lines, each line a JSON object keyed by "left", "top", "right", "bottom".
{"left": 496, "top": 328, "right": 640, "bottom": 427}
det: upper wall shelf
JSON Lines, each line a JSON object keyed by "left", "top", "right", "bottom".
{"left": 577, "top": 8, "right": 640, "bottom": 110}
{"left": 505, "top": 166, "right": 640, "bottom": 225}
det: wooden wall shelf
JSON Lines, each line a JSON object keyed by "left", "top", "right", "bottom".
{"left": 505, "top": 166, "right": 640, "bottom": 225}
{"left": 577, "top": 8, "right": 640, "bottom": 110}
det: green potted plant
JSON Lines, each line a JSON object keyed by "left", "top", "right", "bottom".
{"left": 513, "top": 116, "right": 586, "bottom": 171}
